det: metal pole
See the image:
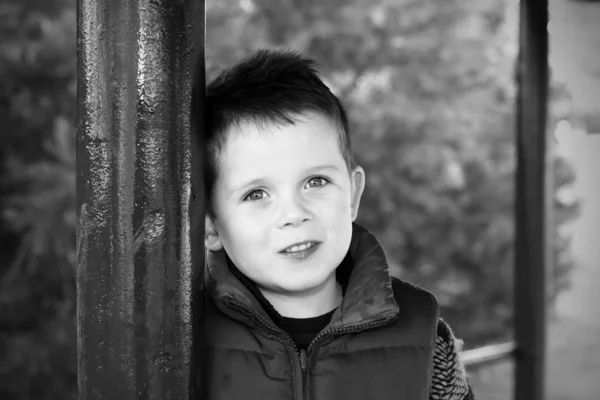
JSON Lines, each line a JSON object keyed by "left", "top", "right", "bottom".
{"left": 514, "top": 0, "right": 550, "bottom": 399}
{"left": 76, "top": 0, "right": 206, "bottom": 398}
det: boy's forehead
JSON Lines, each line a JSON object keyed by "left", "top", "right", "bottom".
{"left": 221, "top": 112, "right": 341, "bottom": 154}
{"left": 216, "top": 113, "right": 346, "bottom": 183}
{"left": 225, "top": 111, "right": 336, "bottom": 137}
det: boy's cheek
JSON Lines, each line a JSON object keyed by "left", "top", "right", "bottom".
{"left": 225, "top": 211, "right": 269, "bottom": 236}
{"left": 328, "top": 192, "right": 354, "bottom": 213}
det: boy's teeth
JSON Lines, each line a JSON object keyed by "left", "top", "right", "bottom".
{"left": 286, "top": 242, "right": 313, "bottom": 252}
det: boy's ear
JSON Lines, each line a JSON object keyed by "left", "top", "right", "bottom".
{"left": 205, "top": 215, "right": 223, "bottom": 251}
{"left": 350, "top": 166, "right": 366, "bottom": 221}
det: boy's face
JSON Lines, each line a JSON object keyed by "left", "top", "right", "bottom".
{"left": 205, "top": 112, "right": 365, "bottom": 298}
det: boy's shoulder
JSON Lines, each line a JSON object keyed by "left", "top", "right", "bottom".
{"left": 388, "top": 276, "right": 465, "bottom": 351}
{"left": 386, "top": 276, "right": 439, "bottom": 345}
{"left": 389, "top": 276, "right": 439, "bottom": 319}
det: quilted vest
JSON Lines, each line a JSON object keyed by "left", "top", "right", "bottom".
{"left": 200, "top": 223, "right": 439, "bottom": 400}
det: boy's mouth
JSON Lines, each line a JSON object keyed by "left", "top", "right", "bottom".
{"left": 279, "top": 240, "right": 319, "bottom": 254}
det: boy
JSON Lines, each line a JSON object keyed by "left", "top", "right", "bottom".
{"left": 196, "top": 49, "right": 474, "bottom": 400}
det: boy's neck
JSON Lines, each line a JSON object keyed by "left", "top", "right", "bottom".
{"left": 259, "top": 273, "right": 343, "bottom": 319}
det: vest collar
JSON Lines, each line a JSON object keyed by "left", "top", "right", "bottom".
{"left": 205, "top": 223, "right": 399, "bottom": 333}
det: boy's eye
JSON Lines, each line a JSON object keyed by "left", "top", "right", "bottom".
{"left": 306, "top": 177, "right": 329, "bottom": 188}
{"left": 244, "top": 189, "right": 267, "bottom": 201}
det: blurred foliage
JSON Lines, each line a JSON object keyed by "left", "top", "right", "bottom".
{"left": 1, "top": 0, "right": 77, "bottom": 399}
{"left": 0, "top": 0, "right": 579, "bottom": 398}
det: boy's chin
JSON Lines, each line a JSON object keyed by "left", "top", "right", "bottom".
{"left": 270, "top": 274, "right": 337, "bottom": 295}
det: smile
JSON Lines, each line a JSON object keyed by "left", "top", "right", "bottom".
{"left": 279, "top": 241, "right": 321, "bottom": 259}
{"left": 282, "top": 241, "right": 317, "bottom": 253}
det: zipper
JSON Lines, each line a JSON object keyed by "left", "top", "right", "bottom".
{"left": 306, "top": 315, "right": 396, "bottom": 354}
{"left": 300, "top": 349, "right": 308, "bottom": 400}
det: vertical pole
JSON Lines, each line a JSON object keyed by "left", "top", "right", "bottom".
{"left": 76, "top": 0, "right": 206, "bottom": 398}
{"left": 514, "top": 0, "right": 549, "bottom": 399}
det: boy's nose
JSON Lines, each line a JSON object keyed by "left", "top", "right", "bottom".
{"left": 277, "top": 198, "right": 313, "bottom": 228}
{"left": 281, "top": 214, "right": 311, "bottom": 228}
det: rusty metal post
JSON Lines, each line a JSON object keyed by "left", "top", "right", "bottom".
{"left": 514, "top": 0, "right": 550, "bottom": 399}
{"left": 76, "top": 0, "right": 206, "bottom": 398}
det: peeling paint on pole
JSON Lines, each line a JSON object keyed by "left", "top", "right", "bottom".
{"left": 76, "top": 0, "right": 205, "bottom": 398}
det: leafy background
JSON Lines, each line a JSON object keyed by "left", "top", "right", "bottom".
{"left": 0, "top": 0, "right": 582, "bottom": 398}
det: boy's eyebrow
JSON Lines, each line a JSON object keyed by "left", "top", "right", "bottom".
{"left": 230, "top": 178, "right": 268, "bottom": 195}
{"left": 230, "top": 164, "right": 342, "bottom": 195}
{"left": 308, "top": 164, "right": 341, "bottom": 173}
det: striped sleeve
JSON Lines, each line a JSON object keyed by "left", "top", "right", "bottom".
{"left": 429, "top": 319, "right": 474, "bottom": 400}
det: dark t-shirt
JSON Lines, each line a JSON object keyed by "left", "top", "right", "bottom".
{"left": 279, "top": 308, "right": 336, "bottom": 350}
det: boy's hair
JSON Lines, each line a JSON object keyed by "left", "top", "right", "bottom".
{"left": 198, "top": 49, "right": 355, "bottom": 219}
